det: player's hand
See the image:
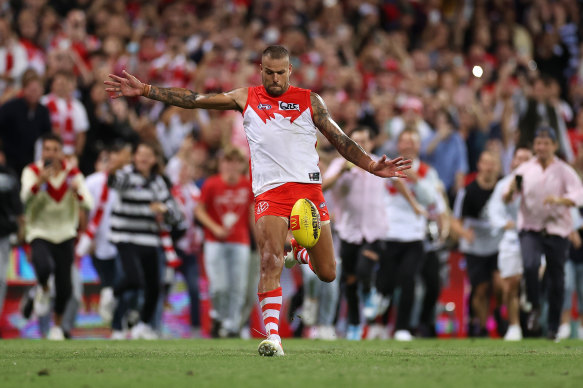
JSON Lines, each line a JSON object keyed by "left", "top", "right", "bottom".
{"left": 104, "top": 70, "right": 146, "bottom": 99}
{"left": 369, "top": 156, "right": 412, "bottom": 178}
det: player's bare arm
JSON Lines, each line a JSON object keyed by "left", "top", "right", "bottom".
{"left": 104, "top": 70, "right": 247, "bottom": 111}
{"left": 310, "top": 92, "right": 411, "bottom": 178}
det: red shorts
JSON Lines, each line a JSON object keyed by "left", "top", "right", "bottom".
{"left": 254, "top": 183, "right": 330, "bottom": 224}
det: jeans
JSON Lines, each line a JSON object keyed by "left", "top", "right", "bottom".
{"left": 30, "top": 238, "right": 75, "bottom": 315}
{"left": 204, "top": 241, "right": 250, "bottom": 334}
{"left": 563, "top": 260, "right": 583, "bottom": 313}
{"left": 175, "top": 249, "right": 201, "bottom": 328}
{"left": 519, "top": 231, "right": 570, "bottom": 332}
{"left": 0, "top": 236, "right": 10, "bottom": 317}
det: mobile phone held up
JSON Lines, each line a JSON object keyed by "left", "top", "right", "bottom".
{"left": 515, "top": 175, "right": 523, "bottom": 191}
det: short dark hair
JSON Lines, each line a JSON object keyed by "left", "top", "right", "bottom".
{"left": 262, "top": 45, "right": 289, "bottom": 60}
{"left": 41, "top": 133, "right": 63, "bottom": 146}
{"left": 534, "top": 125, "right": 557, "bottom": 142}
{"left": 349, "top": 126, "right": 375, "bottom": 140}
{"left": 22, "top": 69, "right": 42, "bottom": 88}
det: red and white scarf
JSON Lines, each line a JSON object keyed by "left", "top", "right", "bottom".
{"left": 75, "top": 175, "right": 109, "bottom": 257}
{"left": 160, "top": 226, "right": 181, "bottom": 268}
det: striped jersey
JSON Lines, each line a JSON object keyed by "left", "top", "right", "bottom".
{"left": 108, "top": 165, "right": 182, "bottom": 247}
{"left": 242, "top": 85, "right": 320, "bottom": 196}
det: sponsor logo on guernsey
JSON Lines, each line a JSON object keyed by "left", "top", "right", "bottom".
{"left": 278, "top": 101, "right": 300, "bottom": 111}
{"left": 256, "top": 201, "right": 269, "bottom": 214}
{"left": 308, "top": 172, "right": 320, "bottom": 181}
{"left": 290, "top": 215, "right": 300, "bottom": 231}
{"left": 319, "top": 202, "right": 326, "bottom": 209}
{"left": 257, "top": 103, "right": 272, "bottom": 110}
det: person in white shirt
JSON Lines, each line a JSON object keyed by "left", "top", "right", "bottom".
{"left": 378, "top": 129, "right": 440, "bottom": 341}
{"left": 20, "top": 133, "right": 93, "bottom": 340}
{"left": 487, "top": 146, "right": 533, "bottom": 341}
{"left": 79, "top": 145, "right": 131, "bottom": 330}
{"left": 41, "top": 71, "right": 89, "bottom": 159}
{"left": 323, "top": 127, "right": 388, "bottom": 340}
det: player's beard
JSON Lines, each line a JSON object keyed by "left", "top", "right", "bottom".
{"left": 265, "top": 83, "right": 286, "bottom": 97}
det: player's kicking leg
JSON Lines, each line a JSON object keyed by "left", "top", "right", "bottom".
{"left": 255, "top": 215, "right": 288, "bottom": 356}
{"left": 286, "top": 223, "right": 336, "bottom": 283}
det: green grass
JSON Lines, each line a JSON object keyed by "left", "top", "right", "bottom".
{"left": 1, "top": 339, "right": 582, "bottom": 388}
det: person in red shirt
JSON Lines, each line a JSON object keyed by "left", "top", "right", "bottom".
{"left": 195, "top": 146, "right": 254, "bottom": 338}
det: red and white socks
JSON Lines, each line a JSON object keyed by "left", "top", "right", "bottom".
{"left": 258, "top": 287, "right": 282, "bottom": 343}
{"left": 291, "top": 238, "right": 313, "bottom": 270}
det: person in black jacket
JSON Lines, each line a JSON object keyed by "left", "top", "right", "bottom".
{"left": 0, "top": 147, "right": 23, "bottom": 327}
{"left": 0, "top": 70, "right": 51, "bottom": 177}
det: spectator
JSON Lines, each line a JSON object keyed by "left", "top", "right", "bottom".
{"left": 377, "top": 129, "right": 440, "bottom": 341}
{"left": 0, "top": 17, "right": 28, "bottom": 101}
{"left": 77, "top": 147, "right": 122, "bottom": 325}
{"left": 108, "top": 141, "right": 183, "bottom": 340}
{"left": 321, "top": 127, "right": 389, "bottom": 341}
{"left": 453, "top": 150, "right": 503, "bottom": 337}
{"left": 557, "top": 207, "right": 583, "bottom": 340}
{"left": 488, "top": 146, "right": 533, "bottom": 341}
{"left": 195, "top": 146, "right": 254, "bottom": 338}
{"left": 0, "top": 70, "right": 52, "bottom": 177}
{"left": 170, "top": 155, "right": 203, "bottom": 336}
{"left": 517, "top": 76, "right": 573, "bottom": 162}
{"left": 41, "top": 71, "right": 89, "bottom": 160}
{"left": 504, "top": 126, "right": 583, "bottom": 339}
{"left": 0, "top": 147, "right": 23, "bottom": 327}
{"left": 20, "top": 133, "right": 93, "bottom": 340}
{"left": 422, "top": 108, "right": 469, "bottom": 204}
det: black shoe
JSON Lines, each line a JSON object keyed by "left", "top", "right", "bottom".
{"left": 546, "top": 330, "right": 557, "bottom": 341}
{"left": 20, "top": 288, "right": 35, "bottom": 320}
{"left": 211, "top": 319, "right": 222, "bottom": 338}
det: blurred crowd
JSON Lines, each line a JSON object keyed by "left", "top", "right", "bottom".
{"left": 1, "top": 0, "right": 583, "bottom": 341}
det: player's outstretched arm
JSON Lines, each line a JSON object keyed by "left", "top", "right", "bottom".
{"left": 310, "top": 92, "right": 411, "bottom": 178}
{"left": 104, "top": 70, "right": 246, "bottom": 111}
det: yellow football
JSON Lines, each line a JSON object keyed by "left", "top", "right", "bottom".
{"left": 290, "top": 198, "right": 321, "bottom": 248}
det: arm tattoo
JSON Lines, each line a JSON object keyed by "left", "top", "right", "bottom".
{"left": 149, "top": 86, "right": 201, "bottom": 109}
{"left": 310, "top": 93, "right": 370, "bottom": 166}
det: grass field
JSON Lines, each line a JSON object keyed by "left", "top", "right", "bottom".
{"left": 1, "top": 339, "right": 582, "bottom": 388}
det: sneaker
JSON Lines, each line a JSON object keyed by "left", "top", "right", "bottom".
{"left": 99, "top": 287, "right": 115, "bottom": 324}
{"left": 363, "top": 288, "right": 379, "bottom": 321}
{"left": 557, "top": 323, "right": 571, "bottom": 340}
{"left": 47, "top": 326, "right": 65, "bottom": 341}
{"left": 317, "top": 325, "right": 337, "bottom": 341}
{"left": 258, "top": 338, "right": 285, "bottom": 357}
{"left": 130, "top": 322, "right": 158, "bottom": 340}
{"left": 302, "top": 297, "right": 318, "bottom": 327}
{"left": 33, "top": 285, "right": 51, "bottom": 317}
{"left": 394, "top": 330, "right": 414, "bottom": 341}
{"left": 284, "top": 238, "right": 302, "bottom": 269}
{"left": 504, "top": 324, "right": 523, "bottom": 341}
{"left": 346, "top": 324, "right": 362, "bottom": 341}
{"left": 366, "top": 324, "right": 389, "bottom": 340}
{"left": 110, "top": 330, "right": 127, "bottom": 340}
